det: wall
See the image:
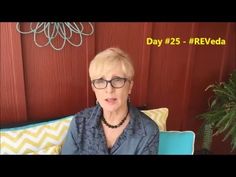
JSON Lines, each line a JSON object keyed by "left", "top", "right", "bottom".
{"left": 1, "top": 22, "right": 235, "bottom": 154}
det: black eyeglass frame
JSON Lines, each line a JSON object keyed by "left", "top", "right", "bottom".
{"left": 91, "top": 77, "right": 130, "bottom": 89}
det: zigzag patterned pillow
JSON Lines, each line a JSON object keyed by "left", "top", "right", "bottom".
{"left": 28, "top": 145, "right": 62, "bottom": 155}
{"left": 0, "top": 116, "right": 73, "bottom": 154}
{"left": 141, "top": 108, "right": 168, "bottom": 131}
{"left": 0, "top": 108, "right": 168, "bottom": 154}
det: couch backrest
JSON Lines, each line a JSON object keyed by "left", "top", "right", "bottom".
{"left": 159, "top": 131, "right": 195, "bottom": 155}
{"left": 0, "top": 109, "right": 195, "bottom": 155}
{"left": 0, "top": 116, "right": 73, "bottom": 154}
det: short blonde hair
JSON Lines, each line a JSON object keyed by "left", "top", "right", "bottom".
{"left": 89, "top": 47, "right": 135, "bottom": 80}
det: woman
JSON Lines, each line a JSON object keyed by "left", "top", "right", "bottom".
{"left": 61, "top": 47, "right": 159, "bottom": 154}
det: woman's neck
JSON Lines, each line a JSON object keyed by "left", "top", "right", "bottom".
{"left": 103, "top": 104, "right": 129, "bottom": 124}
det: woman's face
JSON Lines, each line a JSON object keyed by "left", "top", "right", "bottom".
{"left": 92, "top": 64, "right": 133, "bottom": 113}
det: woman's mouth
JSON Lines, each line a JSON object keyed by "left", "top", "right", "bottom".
{"left": 105, "top": 98, "right": 117, "bottom": 104}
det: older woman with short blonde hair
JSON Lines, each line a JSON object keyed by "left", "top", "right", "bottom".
{"left": 61, "top": 47, "right": 159, "bottom": 154}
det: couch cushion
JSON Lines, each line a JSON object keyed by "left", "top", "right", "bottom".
{"left": 0, "top": 116, "right": 73, "bottom": 154}
{"left": 158, "top": 131, "right": 195, "bottom": 155}
{"left": 141, "top": 108, "right": 168, "bottom": 131}
{"left": 28, "top": 145, "right": 61, "bottom": 155}
{"left": 0, "top": 108, "right": 169, "bottom": 154}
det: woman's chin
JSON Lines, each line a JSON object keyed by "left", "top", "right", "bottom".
{"left": 101, "top": 103, "right": 119, "bottom": 112}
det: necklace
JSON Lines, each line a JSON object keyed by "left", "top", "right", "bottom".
{"left": 102, "top": 107, "right": 129, "bottom": 129}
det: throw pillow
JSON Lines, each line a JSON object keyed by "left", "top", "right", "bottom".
{"left": 0, "top": 116, "right": 73, "bottom": 154}
{"left": 141, "top": 108, "right": 168, "bottom": 131}
{"left": 158, "top": 131, "right": 195, "bottom": 155}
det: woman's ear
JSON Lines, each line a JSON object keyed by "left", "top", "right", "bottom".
{"left": 128, "top": 81, "right": 134, "bottom": 94}
{"left": 91, "top": 84, "right": 95, "bottom": 92}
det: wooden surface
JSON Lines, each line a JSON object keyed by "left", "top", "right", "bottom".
{"left": 1, "top": 22, "right": 235, "bottom": 154}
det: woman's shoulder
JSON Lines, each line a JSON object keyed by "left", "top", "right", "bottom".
{"left": 131, "top": 106, "right": 159, "bottom": 134}
{"left": 140, "top": 111, "right": 159, "bottom": 131}
{"left": 74, "top": 106, "right": 96, "bottom": 118}
{"left": 73, "top": 105, "right": 99, "bottom": 122}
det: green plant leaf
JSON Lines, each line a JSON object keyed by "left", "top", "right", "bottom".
{"left": 223, "top": 123, "right": 236, "bottom": 141}
{"left": 230, "top": 126, "right": 236, "bottom": 151}
{"left": 213, "top": 111, "right": 235, "bottom": 137}
{"left": 210, "top": 99, "right": 217, "bottom": 109}
{"left": 198, "top": 69, "right": 236, "bottom": 151}
{"left": 215, "top": 110, "right": 235, "bottom": 129}
{"left": 213, "top": 89, "right": 236, "bottom": 100}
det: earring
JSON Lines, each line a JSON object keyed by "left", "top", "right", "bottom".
{"left": 96, "top": 100, "right": 99, "bottom": 105}
{"left": 128, "top": 95, "right": 131, "bottom": 102}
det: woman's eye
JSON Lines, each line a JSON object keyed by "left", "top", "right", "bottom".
{"left": 112, "top": 78, "right": 120, "bottom": 83}
{"left": 96, "top": 79, "right": 105, "bottom": 84}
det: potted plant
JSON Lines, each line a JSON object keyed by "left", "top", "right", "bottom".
{"left": 198, "top": 69, "right": 236, "bottom": 153}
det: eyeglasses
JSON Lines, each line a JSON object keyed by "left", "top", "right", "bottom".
{"left": 92, "top": 77, "right": 129, "bottom": 89}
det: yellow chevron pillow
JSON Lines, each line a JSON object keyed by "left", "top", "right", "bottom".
{"left": 0, "top": 116, "right": 73, "bottom": 155}
{"left": 0, "top": 108, "right": 168, "bottom": 154}
{"left": 28, "top": 145, "right": 62, "bottom": 155}
{"left": 141, "top": 108, "right": 168, "bottom": 131}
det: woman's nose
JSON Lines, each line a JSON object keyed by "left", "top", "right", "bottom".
{"left": 105, "top": 82, "right": 114, "bottom": 93}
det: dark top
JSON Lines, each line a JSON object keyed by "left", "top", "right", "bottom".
{"left": 61, "top": 103, "right": 159, "bottom": 155}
